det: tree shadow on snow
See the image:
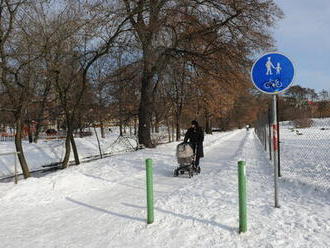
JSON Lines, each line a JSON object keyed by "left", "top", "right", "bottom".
{"left": 66, "top": 197, "right": 145, "bottom": 223}
{"left": 122, "top": 203, "right": 236, "bottom": 233}
{"left": 79, "top": 173, "right": 167, "bottom": 193}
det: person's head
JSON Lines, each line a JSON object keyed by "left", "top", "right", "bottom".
{"left": 191, "top": 120, "right": 199, "bottom": 128}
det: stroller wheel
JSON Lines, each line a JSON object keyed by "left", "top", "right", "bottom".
{"left": 174, "top": 169, "right": 179, "bottom": 177}
{"left": 180, "top": 170, "right": 185, "bottom": 175}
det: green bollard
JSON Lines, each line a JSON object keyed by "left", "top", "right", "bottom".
{"left": 146, "top": 159, "right": 154, "bottom": 224}
{"left": 238, "top": 161, "right": 247, "bottom": 233}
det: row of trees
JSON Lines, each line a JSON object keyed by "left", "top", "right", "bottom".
{"left": 279, "top": 86, "right": 330, "bottom": 123}
{"left": 253, "top": 86, "right": 330, "bottom": 129}
{"left": 0, "top": 0, "right": 283, "bottom": 178}
{"left": 284, "top": 85, "right": 330, "bottom": 101}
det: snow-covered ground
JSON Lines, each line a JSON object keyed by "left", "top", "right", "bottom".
{"left": 0, "top": 129, "right": 329, "bottom": 247}
{"left": 279, "top": 119, "right": 330, "bottom": 191}
{"left": 0, "top": 128, "right": 137, "bottom": 178}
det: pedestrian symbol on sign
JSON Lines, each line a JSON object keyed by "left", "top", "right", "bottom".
{"left": 275, "top": 63, "right": 282, "bottom": 75}
{"left": 265, "top": 57, "right": 275, "bottom": 75}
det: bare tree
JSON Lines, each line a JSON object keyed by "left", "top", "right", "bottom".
{"left": 35, "top": 0, "right": 130, "bottom": 168}
{"left": 120, "top": 0, "right": 282, "bottom": 147}
{"left": 0, "top": 0, "right": 43, "bottom": 178}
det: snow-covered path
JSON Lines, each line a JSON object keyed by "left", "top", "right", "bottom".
{"left": 0, "top": 130, "right": 329, "bottom": 248}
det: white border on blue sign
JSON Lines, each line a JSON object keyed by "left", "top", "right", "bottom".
{"left": 250, "top": 52, "right": 295, "bottom": 95}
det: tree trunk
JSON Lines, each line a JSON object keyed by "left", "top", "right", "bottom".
{"left": 171, "top": 120, "right": 175, "bottom": 142}
{"left": 27, "top": 121, "right": 33, "bottom": 143}
{"left": 70, "top": 132, "right": 80, "bottom": 165}
{"left": 151, "top": 115, "right": 155, "bottom": 134}
{"left": 119, "top": 121, "right": 123, "bottom": 136}
{"left": 15, "top": 118, "right": 30, "bottom": 178}
{"left": 175, "top": 112, "right": 181, "bottom": 141}
{"left": 33, "top": 122, "right": 41, "bottom": 143}
{"left": 209, "top": 118, "right": 213, "bottom": 134}
{"left": 100, "top": 120, "right": 105, "bottom": 138}
{"left": 134, "top": 117, "right": 137, "bottom": 136}
{"left": 94, "top": 126, "right": 103, "bottom": 158}
{"left": 138, "top": 69, "right": 153, "bottom": 147}
{"left": 166, "top": 117, "right": 171, "bottom": 142}
{"left": 155, "top": 122, "right": 159, "bottom": 133}
{"left": 205, "top": 113, "right": 212, "bottom": 134}
{"left": 119, "top": 97, "right": 123, "bottom": 136}
{"left": 33, "top": 90, "right": 50, "bottom": 143}
{"left": 155, "top": 113, "right": 160, "bottom": 133}
{"left": 79, "top": 127, "right": 84, "bottom": 138}
{"left": 62, "top": 133, "right": 71, "bottom": 169}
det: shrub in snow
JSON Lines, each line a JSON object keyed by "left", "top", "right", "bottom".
{"left": 293, "top": 118, "right": 313, "bottom": 128}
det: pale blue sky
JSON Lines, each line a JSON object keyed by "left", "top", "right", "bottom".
{"left": 273, "top": 0, "right": 330, "bottom": 92}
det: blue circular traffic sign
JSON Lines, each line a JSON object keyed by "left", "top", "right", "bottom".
{"left": 251, "top": 53, "right": 294, "bottom": 94}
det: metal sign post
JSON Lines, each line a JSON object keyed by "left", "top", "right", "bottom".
{"left": 272, "top": 95, "right": 280, "bottom": 208}
{"left": 276, "top": 95, "right": 281, "bottom": 177}
{"left": 251, "top": 52, "right": 294, "bottom": 208}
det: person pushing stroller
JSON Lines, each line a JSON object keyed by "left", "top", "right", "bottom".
{"left": 184, "top": 120, "right": 204, "bottom": 173}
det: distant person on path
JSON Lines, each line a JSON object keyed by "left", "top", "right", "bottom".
{"left": 184, "top": 120, "right": 204, "bottom": 170}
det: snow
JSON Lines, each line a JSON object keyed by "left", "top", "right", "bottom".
{"left": 0, "top": 129, "right": 329, "bottom": 247}
{"left": 279, "top": 119, "right": 330, "bottom": 191}
{"left": 0, "top": 129, "right": 137, "bottom": 178}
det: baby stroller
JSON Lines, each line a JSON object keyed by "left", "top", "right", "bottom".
{"left": 174, "top": 142, "right": 199, "bottom": 178}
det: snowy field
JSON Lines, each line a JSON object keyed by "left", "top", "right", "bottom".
{"left": 280, "top": 119, "right": 330, "bottom": 191}
{"left": 0, "top": 130, "right": 329, "bottom": 247}
{"left": 0, "top": 128, "right": 138, "bottom": 178}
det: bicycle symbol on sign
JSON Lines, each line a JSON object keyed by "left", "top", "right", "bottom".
{"left": 264, "top": 79, "right": 282, "bottom": 89}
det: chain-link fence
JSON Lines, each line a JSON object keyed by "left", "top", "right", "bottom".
{"left": 0, "top": 130, "right": 139, "bottom": 182}
{"left": 254, "top": 108, "right": 273, "bottom": 161}
{"left": 255, "top": 98, "right": 330, "bottom": 192}
{"left": 0, "top": 127, "right": 175, "bottom": 182}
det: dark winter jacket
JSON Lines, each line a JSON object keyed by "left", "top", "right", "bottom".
{"left": 184, "top": 127, "right": 204, "bottom": 158}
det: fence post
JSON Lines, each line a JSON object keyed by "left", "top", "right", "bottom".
{"left": 14, "top": 152, "right": 18, "bottom": 184}
{"left": 268, "top": 108, "right": 272, "bottom": 160}
{"left": 238, "top": 161, "right": 247, "bottom": 233}
{"left": 264, "top": 121, "right": 267, "bottom": 151}
{"left": 0, "top": 152, "right": 20, "bottom": 184}
{"left": 146, "top": 159, "right": 154, "bottom": 224}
